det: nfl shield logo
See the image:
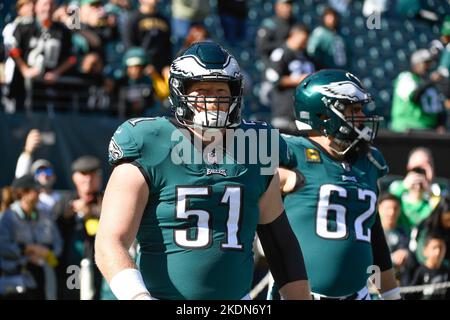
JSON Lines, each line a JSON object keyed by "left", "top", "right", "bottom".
{"left": 207, "top": 151, "right": 217, "bottom": 164}
{"left": 342, "top": 162, "right": 351, "bottom": 171}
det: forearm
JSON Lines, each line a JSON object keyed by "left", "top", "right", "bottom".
{"left": 15, "top": 152, "right": 33, "bottom": 178}
{"left": 379, "top": 268, "right": 399, "bottom": 293}
{"left": 257, "top": 212, "right": 310, "bottom": 300}
{"left": 14, "top": 55, "right": 31, "bottom": 76}
{"left": 51, "top": 57, "right": 76, "bottom": 77}
{"left": 95, "top": 237, "right": 137, "bottom": 283}
{"left": 279, "top": 280, "right": 311, "bottom": 300}
{"left": 95, "top": 237, "right": 151, "bottom": 300}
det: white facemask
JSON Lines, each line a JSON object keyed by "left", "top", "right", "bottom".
{"left": 193, "top": 110, "right": 229, "bottom": 127}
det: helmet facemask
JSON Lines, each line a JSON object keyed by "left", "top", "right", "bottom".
{"left": 322, "top": 96, "right": 382, "bottom": 157}
{"left": 171, "top": 76, "right": 242, "bottom": 130}
{"left": 168, "top": 42, "right": 244, "bottom": 130}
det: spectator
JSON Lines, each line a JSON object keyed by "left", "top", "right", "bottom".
{"left": 414, "top": 195, "right": 450, "bottom": 266}
{"left": 179, "top": 24, "right": 211, "bottom": 53}
{"left": 104, "top": 0, "right": 133, "bottom": 45}
{"left": 0, "top": 187, "right": 14, "bottom": 217}
{"left": 217, "top": 0, "right": 248, "bottom": 45}
{"left": 10, "top": 0, "right": 76, "bottom": 93}
{"left": 307, "top": 7, "right": 348, "bottom": 70}
{"left": 255, "top": 0, "right": 296, "bottom": 106}
{"left": 378, "top": 193, "right": 413, "bottom": 285}
{"left": 409, "top": 233, "right": 450, "bottom": 300}
{"left": 255, "top": 0, "right": 295, "bottom": 67}
{"left": 390, "top": 49, "right": 446, "bottom": 133}
{"left": 54, "top": 156, "right": 103, "bottom": 300}
{"left": 389, "top": 152, "right": 440, "bottom": 234}
{"left": 14, "top": 129, "right": 62, "bottom": 218}
{"left": 429, "top": 16, "right": 450, "bottom": 112}
{"left": 0, "top": 174, "right": 62, "bottom": 300}
{"left": 112, "top": 47, "right": 160, "bottom": 118}
{"left": 2, "top": 0, "right": 35, "bottom": 112}
{"left": 125, "top": 0, "right": 171, "bottom": 78}
{"left": 73, "top": 0, "right": 119, "bottom": 79}
{"left": 171, "top": 0, "right": 210, "bottom": 52}
{"left": 265, "top": 24, "right": 315, "bottom": 132}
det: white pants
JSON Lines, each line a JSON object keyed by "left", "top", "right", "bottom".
{"left": 312, "top": 286, "right": 371, "bottom": 300}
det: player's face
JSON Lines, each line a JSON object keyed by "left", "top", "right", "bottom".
{"left": 343, "top": 102, "right": 366, "bottom": 128}
{"left": 186, "top": 81, "right": 231, "bottom": 113}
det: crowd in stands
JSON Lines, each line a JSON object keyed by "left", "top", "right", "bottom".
{"left": 1, "top": 0, "right": 450, "bottom": 299}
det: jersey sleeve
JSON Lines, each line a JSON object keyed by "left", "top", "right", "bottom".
{"left": 279, "top": 134, "right": 297, "bottom": 169}
{"left": 108, "top": 121, "right": 141, "bottom": 166}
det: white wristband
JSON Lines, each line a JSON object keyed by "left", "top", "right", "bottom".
{"left": 380, "top": 287, "right": 401, "bottom": 300}
{"left": 109, "top": 268, "right": 151, "bottom": 300}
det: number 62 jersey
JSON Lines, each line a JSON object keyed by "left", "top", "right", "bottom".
{"left": 108, "top": 117, "right": 278, "bottom": 300}
{"left": 280, "top": 134, "right": 388, "bottom": 297}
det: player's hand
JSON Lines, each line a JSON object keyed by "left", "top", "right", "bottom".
{"left": 24, "top": 129, "right": 41, "bottom": 154}
{"left": 391, "top": 249, "right": 409, "bottom": 267}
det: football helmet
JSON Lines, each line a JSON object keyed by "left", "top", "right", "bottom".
{"left": 294, "top": 69, "right": 382, "bottom": 155}
{"left": 169, "top": 41, "right": 244, "bottom": 129}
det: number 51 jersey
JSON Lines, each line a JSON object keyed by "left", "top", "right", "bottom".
{"left": 108, "top": 117, "right": 277, "bottom": 300}
{"left": 280, "top": 135, "right": 388, "bottom": 297}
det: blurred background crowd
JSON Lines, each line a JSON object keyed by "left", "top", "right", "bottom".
{"left": 0, "top": 0, "right": 450, "bottom": 300}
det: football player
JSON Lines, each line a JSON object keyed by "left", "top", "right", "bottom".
{"left": 95, "top": 42, "right": 311, "bottom": 300}
{"left": 271, "top": 69, "right": 401, "bottom": 300}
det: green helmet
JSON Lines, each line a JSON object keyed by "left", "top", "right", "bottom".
{"left": 294, "top": 69, "right": 382, "bottom": 154}
{"left": 169, "top": 41, "right": 243, "bottom": 129}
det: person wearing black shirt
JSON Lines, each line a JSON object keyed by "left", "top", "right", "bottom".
{"left": 409, "top": 233, "right": 450, "bottom": 299}
{"left": 265, "top": 24, "right": 315, "bottom": 133}
{"left": 124, "top": 0, "right": 172, "bottom": 77}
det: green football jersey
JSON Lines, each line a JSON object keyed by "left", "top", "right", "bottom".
{"left": 280, "top": 135, "right": 388, "bottom": 297}
{"left": 108, "top": 117, "right": 279, "bottom": 300}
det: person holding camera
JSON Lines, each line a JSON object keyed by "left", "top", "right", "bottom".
{"left": 389, "top": 147, "right": 442, "bottom": 234}
{"left": 53, "top": 156, "right": 103, "bottom": 300}
{"left": 14, "top": 129, "right": 61, "bottom": 218}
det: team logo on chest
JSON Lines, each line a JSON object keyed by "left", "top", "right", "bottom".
{"left": 206, "top": 168, "right": 228, "bottom": 176}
